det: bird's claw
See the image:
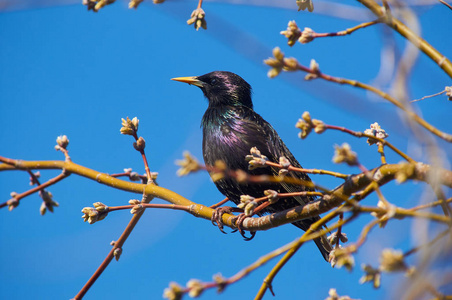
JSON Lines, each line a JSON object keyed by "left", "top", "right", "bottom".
{"left": 211, "top": 206, "right": 237, "bottom": 234}
{"left": 211, "top": 206, "right": 256, "bottom": 240}
{"left": 233, "top": 213, "right": 256, "bottom": 241}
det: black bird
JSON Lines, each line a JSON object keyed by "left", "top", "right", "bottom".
{"left": 172, "top": 71, "right": 331, "bottom": 261}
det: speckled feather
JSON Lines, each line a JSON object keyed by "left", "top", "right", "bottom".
{"left": 184, "top": 71, "right": 331, "bottom": 261}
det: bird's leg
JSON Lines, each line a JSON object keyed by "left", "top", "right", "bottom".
{"left": 233, "top": 213, "right": 256, "bottom": 241}
{"left": 233, "top": 200, "right": 274, "bottom": 240}
{"left": 210, "top": 196, "right": 271, "bottom": 239}
{"left": 211, "top": 205, "right": 242, "bottom": 234}
{"left": 210, "top": 197, "right": 233, "bottom": 233}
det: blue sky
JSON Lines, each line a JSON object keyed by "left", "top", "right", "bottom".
{"left": 1, "top": 1, "right": 451, "bottom": 299}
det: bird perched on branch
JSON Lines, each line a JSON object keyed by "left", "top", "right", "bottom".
{"left": 172, "top": 71, "right": 331, "bottom": 261}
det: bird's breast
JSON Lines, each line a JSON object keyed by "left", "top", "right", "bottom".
{"left": 202, "top": 120, "right": 252, "bottom": 171}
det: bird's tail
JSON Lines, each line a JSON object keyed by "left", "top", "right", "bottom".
{"left": 313, "top": 234, "right": 332, "bottom": 262}
{"left": 293, "top": 220, "right": 332, "bottom": 262}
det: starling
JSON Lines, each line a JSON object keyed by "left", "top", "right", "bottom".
{"left": 172, "top": 71, "right": 331, "bottom": 261}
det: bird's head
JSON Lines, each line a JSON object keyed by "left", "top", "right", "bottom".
{"left": 172, "top": 71, "right": 253, "bottom": 109}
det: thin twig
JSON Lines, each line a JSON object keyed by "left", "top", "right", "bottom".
{"left": 0, "top": 171, "right": 69, "bottom": 209}
{"left": 264, "top": 161, "right": 349, "bottom": 179}
{"left": 358, "top": 205, "right": 451, "bottom": 223}
{"left": 309, "top": 70, "right": 452, "bottom": 142}
{"left": 408, "top": 197, "right": 452, "bottom": 211}
{"left": 131, "top": 132, "right": 153, "bottom": 183}
{"left": 108, "top": 203, "right": 191, "bottom": 212}
{"left": 255, "top": 207, "right": 353, "bottom": 299}
{"left": 404, "top": 228, "right": 450, "bottom": 257}
{"left": 357, "top": 0, "right": 452, "bottom": 78}
{"left": 314, "top": 19, "right": 381, "bottom": 38}
{"left": 2, "top": 158, "right": 452, "bottom": 230}
{"left": 335, "top": 213, "right": 344, "bottom": 248}
{"left": 268, "top": 53, "right": 452, "bottom": 142}
{"left": 109, "top": 171, "right": 147, "bottom": 184}
{"left": 410, "top": 90, "right": 446, "bottom": 103}
{"left": 428, "top": 181, "right": 452, "bottom": 220}
{"left": 176, "top": 210, "right": 349, "bottom": 299}
{"left": 438, "top": 0, "right": 452, "bottom": 11}
{"left": 354, "top": 218, "right": 382, "bottom": 248}
{"left": 73, "top": 193, "right": 154, "bottom": 299}
{"left": 377, "top": 143, "right": 387, "bottom": 164}
{"left": 325, "top": 124, "right": 416, "bottom": 162}
{"left": 209, "top": 197, "right": 230, "bottom": 209}
{"left": 75, "top": 119, "right": 158, "bottom": 298}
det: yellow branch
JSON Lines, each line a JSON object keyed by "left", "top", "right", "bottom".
{"left": 357, "top": 0, "right": 452, "bottom": 79}
{"left": 0, "top": 158, "right": 239, "bottom": 225}
{"left": 2, "top": 159, "right": 452, "bottom": 229}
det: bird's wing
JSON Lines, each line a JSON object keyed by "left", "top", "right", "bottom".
{"left": 238, "top": 109, "right": 315, "bottom": 205}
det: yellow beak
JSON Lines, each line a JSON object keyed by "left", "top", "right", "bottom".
{"left": 171, "top": 76, "right": 204, "bottom": 88}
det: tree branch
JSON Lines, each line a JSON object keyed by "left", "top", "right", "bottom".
{"left": 2, "top": 158, "right": 451, "bottom": 231}
{"left": 357, "top": 0, "right": 452, "bottom": 79}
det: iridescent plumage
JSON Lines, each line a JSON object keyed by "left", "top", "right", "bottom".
{"left": 172, "top": 71, "right": 331, "bottom": 261}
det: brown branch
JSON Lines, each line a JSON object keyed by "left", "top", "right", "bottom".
{"left": 335, "top": 213, "right": 344, "bottom": 248}
{"left": 0, "top": 171, "right": 69, "bottom": 209}
{"left": 131, "top": 132, "right": 153, "bottom": 183}
{"left": 315, "top": 19, "right": 381, "bottom": 38}
{"left": 109, "top": 170, "right": 147, "bottom": 184}
{"left": 438, "top": 0, "right": 452, "bottom": 10}
{"left": 209, "top": 197, "right": 229, "bottom": 209}
{"left": 312, "top": 70, "right": 452, "bottom": 142}
{"left": 75, "top": 118, "right": 158, "bottom": 298}
{"left": 264, "top": 160, "right": 349, "bottom": 179}
{"left": 266, "top": 49, "right": 452, "bottom": 142}
{"left": 73, "top": 193, "right": 153, "bottom": 299}
{"left": 324, "top": 124, "right": 416, "bottom": 163}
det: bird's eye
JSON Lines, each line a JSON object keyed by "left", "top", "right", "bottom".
{"left": 210, "top": 79, "right": 217, "bottom": 85}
